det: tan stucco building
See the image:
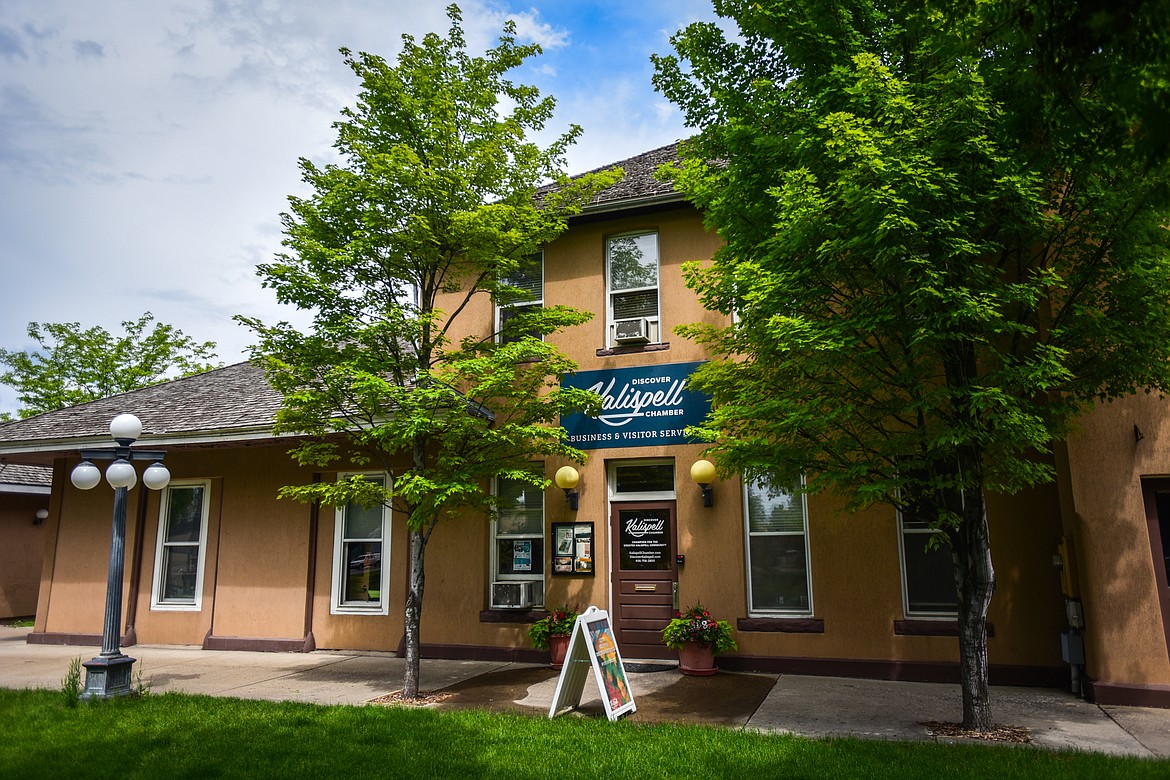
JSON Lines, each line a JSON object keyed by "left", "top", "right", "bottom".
{"left": 1, "top": 144, "right": 1168, "bottom": 707}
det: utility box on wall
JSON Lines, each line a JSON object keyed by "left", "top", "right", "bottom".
{"left": 1061, "top": 631, "right": 1085, "bottom": 665}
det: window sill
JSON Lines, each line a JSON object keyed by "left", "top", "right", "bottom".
{"left": 596, "top": 342, "right": 670, "bottom": 358}
{"left": 894, "top": 619, "right": 995, "bottom": 637}
{"left": 737, "top": 617, "right": 824, "bottom": 633}
{"left": 479, "top": 608, "right": 547, "bottom": 624}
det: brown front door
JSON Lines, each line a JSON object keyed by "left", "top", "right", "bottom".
{"left": 610, "top": 501, "right": 677, "bottom": 659}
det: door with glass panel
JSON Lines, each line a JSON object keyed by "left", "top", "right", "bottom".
{"left": 610, "top": 501, "right": 677, "bottom": 659}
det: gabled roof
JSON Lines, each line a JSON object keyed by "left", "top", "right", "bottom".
{"left": 538, "top": 141, "right": 685, "bottom": 214}
{"left": 0, "top": 361, "right": 284, "bottom": 463}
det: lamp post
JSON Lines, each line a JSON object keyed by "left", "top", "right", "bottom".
{"left": 70, "top": 413, "right": 170, "bottom": 699}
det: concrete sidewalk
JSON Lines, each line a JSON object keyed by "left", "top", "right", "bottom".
{"left": 2, "top": 627, "right": 1166, "bottom": 758}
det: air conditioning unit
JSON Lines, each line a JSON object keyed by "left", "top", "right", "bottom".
{"left": 491, "top": 580, "right": 538, "bottom": 609}
{"left": 613, "top": 317, "right": 651, "bottom": 344}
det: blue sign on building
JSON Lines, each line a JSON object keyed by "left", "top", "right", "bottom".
{"left": 560, "top": 361, "right": 710, "bottom": 449}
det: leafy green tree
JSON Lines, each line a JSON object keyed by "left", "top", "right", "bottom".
{"left": 238, "top": 5, "right": 618, "bottom": 699}
{"left": 0, "top": 313, "right": 218, "bottom": 419}
{"left": 654, "top": 0, "right": 1170, "bottom": 729}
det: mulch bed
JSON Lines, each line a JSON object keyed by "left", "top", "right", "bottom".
{"left": 920, "top": 721, "right": 1032, "bottom": 743}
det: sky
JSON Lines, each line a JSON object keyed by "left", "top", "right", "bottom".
{"left": 0, "top": 0, "right": 722, "bottom": 417}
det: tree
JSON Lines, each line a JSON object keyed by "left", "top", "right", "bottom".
{"left": 0, "top": 313, "right": 219, "bottom": 419}
{"left": 238, "top": 5, "right": 618, "bottom": 699}
{"left": 653, "top": 0, "right": 1170, "bottom": 730}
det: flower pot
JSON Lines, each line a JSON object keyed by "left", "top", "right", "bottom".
{"left": 677, "top": 641, "right": 717, "bottom": 676}
{"left": 549, "top": 634, "right": 571, "bottom": 671}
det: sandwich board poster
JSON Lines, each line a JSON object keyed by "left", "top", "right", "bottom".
{"left": 548, "top": 606, "right": 636, "bottom": 721}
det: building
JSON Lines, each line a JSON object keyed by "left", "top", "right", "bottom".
{"left": 0, "top": 143, "right": 1167, "bottom": 706}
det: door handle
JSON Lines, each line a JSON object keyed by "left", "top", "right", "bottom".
{"left": 672, "top": 582, "right": 679, "bottom": 610}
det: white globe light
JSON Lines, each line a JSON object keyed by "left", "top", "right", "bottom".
{"left": 554, "top": 466, "right": 580, "bottom": 490}
{"left": 105, "top": 460, "right": 137, "bottom": 489}
{"left": 109, "top": 413, "right": 143, "bottom": 443}
{"left": 71, "top": 461, "right": 102, "bottom": 491}
{"left": 142, "top": 462, "right": 171, "bottom": 491}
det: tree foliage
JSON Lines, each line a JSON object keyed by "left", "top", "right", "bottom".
{"left": 653, "top": 0, "right": 1170, "bottom": 729}
{"left": 238, "top": 5, "right": 618, "bottom": 698}
{"left": 0, "top": 313, "right": 219, "bottom": 419}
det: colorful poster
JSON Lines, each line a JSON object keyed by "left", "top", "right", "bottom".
{"left": 587, "top": 617, "right": 633, "bottom": 714}
{"left": 513, "top": 540, "right": 531, "bottom": 572}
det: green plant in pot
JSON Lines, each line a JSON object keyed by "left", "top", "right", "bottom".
{"left": 661, "top": 604, "right": 737, "bottom": 676}
{"left": 528, "top": 605, "right": 578, "bottom": 670}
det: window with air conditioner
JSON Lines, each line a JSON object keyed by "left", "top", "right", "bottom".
{"left": 606, "top": 232, "right": 659, "bottom": 346}
{"left": 496, "top": 252, "right": 543, "bottom": 345}
{"left": 490, "top": 473, "right": 545, "bottom": 608}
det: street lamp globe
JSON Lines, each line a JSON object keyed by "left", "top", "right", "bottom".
{"left": 109, "top": 413, "right": 143, "bottom": 444}
{"left": 105, "top": 460, "right": 137, "bottom": 489}
{"left": 71, "top": 461, "right": 102, "bottom": 491}
{"left": 142, "top": 461, "right": 171, "bottom": 491}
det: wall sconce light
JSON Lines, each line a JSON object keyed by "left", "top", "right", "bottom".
{"left": 691, "top": 459, "right": 716, "bottom": 507}
{"left": 554, "top": 466, "right": 580, "bottom": 511}
{"left": 1135, "top": 424, "right": 1145, "bottom": 443}
{"left": 34, "top": 508, "right": 48, "bottom": 526}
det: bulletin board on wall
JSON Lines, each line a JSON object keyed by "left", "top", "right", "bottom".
{"left": 552, "top": 522, "right": 594, "bottom": 575}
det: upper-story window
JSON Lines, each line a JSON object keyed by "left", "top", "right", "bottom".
{"left": 496, "top": 252, "right": 543, "bottom": 344}
{"left": 606, "top": 232, "right": 660, "bottom": 346}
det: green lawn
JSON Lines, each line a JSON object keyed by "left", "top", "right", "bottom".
{"left": 0, "top": 689, "right": 1165, "bottom": 779}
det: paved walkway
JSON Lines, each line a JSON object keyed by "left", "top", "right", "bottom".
{"left": 2, "top": 627, "right": 1166, "bottom": 757}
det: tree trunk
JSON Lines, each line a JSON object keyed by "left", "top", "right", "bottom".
{"left": 402, "top": 526, "right": 426, "bottom": 699}
{"left": 950, "top": 487, "right": 996, "bottom": 731}
{"left": 401, "top": 433, "right": 429, "bottom": 700}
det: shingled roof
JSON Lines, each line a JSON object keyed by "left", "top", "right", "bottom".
{"left": 537, "top": 141, "right": 685, "bottom": 212}
{"left": 0, "top": 463, "right": 52, "bottom": 491}
{"left": 0, "top": 361, "right": 283, "bottom": 463}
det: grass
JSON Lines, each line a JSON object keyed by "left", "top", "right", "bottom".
{"left": 0, "top": 688, "right": 1166, "bottom": 780}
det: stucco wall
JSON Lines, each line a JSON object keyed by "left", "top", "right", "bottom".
{"left": 0, "top": 491, "right": 47, "bottom": 618}
{"left": 1064, "top": 393, "right": 1170, "bottom": 687}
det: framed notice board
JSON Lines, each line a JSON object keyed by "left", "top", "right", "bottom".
{"left": 552, "top": 522, "right": 594, "bottom": 575}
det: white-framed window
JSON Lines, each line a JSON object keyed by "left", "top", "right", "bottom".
{"left": 490, "top": 473, "right": 545, "bottom": 608}
{"left": 150, "top": 480, "right": 211, "bottom": 611}
{"left": 897, "top": 498, "right": 958, "bottom": 617}
{"left": 744, "top": 476, "right": 811, "bottom": 615}
{"left": 496, "top": 252, "right": 544, "bottom": 345}
{"left": 331, "top": 473, "right": 392, "bottom": 615}
{"left": 606, "top": 232, "right": 660, "bottom": 346}
{"left": 607, "top": 458, "right": 675, "bottom": 501}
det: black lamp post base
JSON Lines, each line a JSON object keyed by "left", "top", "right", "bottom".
{"left": 81, "top": 654, "right": 137, "bottom": 699}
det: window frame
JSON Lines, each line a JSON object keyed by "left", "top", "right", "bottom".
{"left": 743, "top": 475, "right": 813, "bottom": 617}
{"left": 330, "top": 472, "right": 393, "bottom": 616}
{"left": 896, "top": 500, "right": 959, "bottom": 619}
{"left": 495, "top": 251, "right": 544, "bottom": 345}
{"left": 490, "top": 471, "right": 546, "bottom": 608}
{"left": 149, "top": 479, "right": 212, "bottom": 612}
{"left": 605, "top": 231, "right": 661, "bottom": 347}
{"left": 607, "top": 458, "right": 676, "bottom": 501}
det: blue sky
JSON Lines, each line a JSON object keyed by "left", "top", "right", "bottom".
{"left": 0, "top": 0, "right": 720, "bottom": 417}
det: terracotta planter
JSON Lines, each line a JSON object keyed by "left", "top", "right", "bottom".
{"left": 677, "top": 642, "right": 718, "bottom": 676}
{"left": 549, "top": 634, "right": 571, "bottom": 670}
